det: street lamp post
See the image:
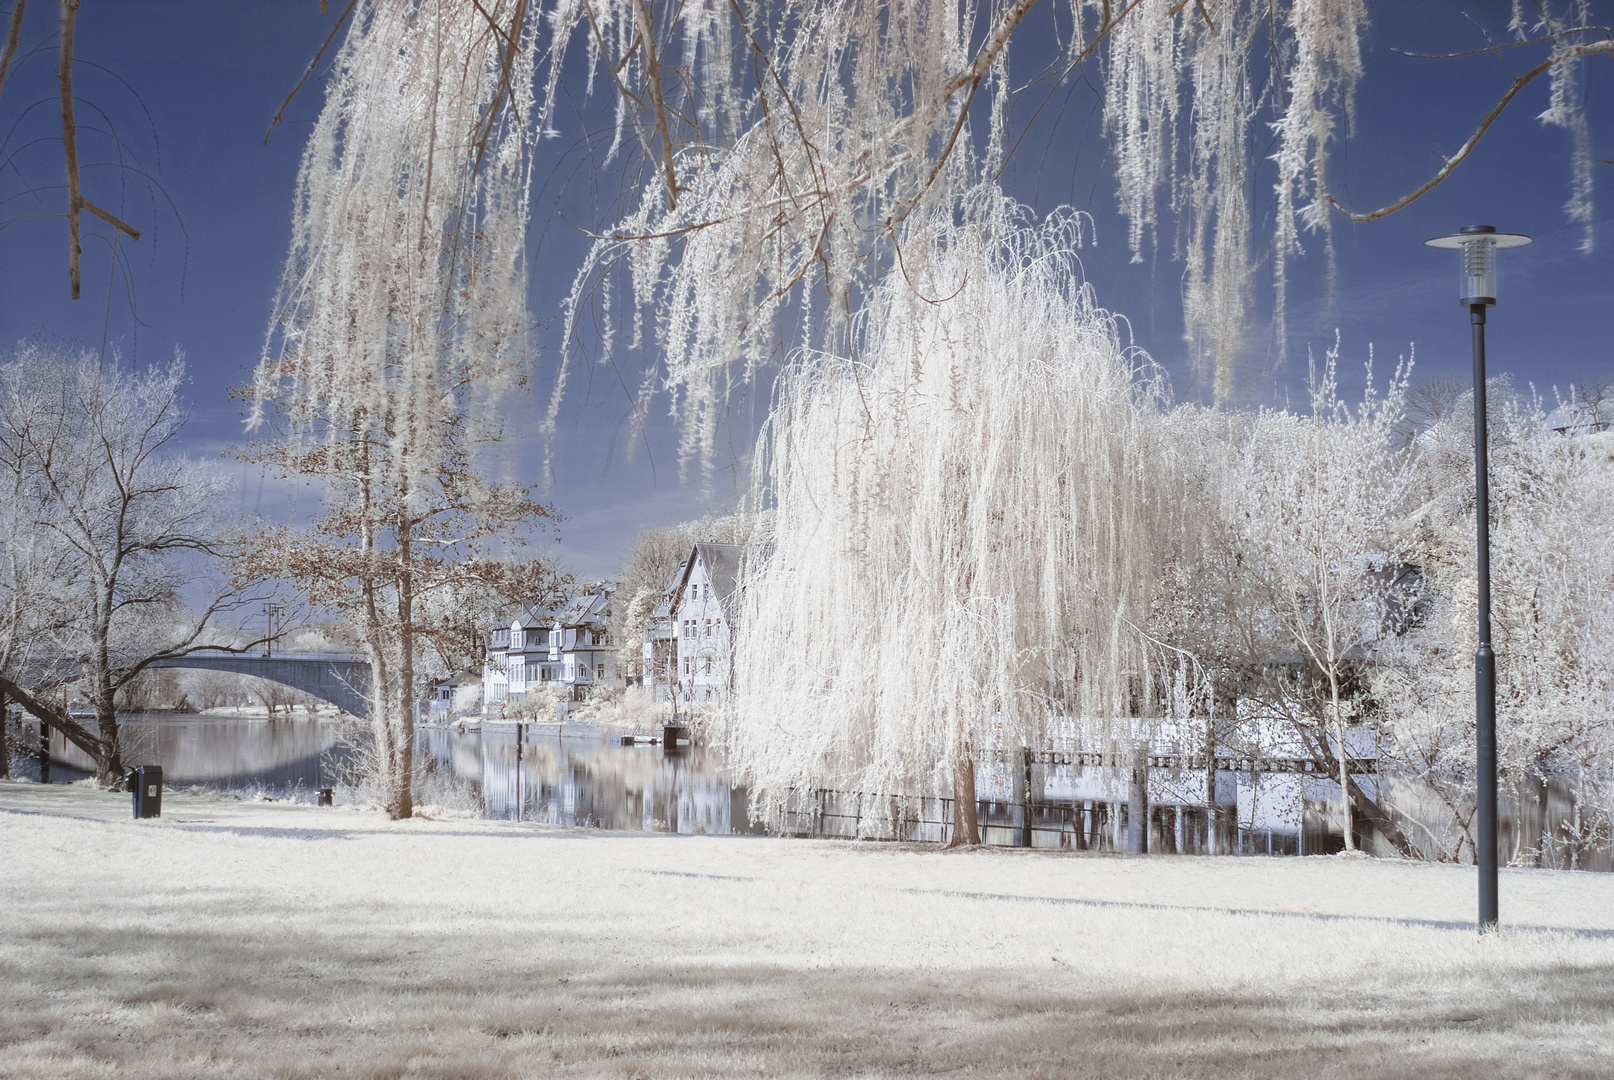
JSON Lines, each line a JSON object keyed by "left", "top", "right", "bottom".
{"left": 1425, "top": 224, "right": 1532, "bottom": 933}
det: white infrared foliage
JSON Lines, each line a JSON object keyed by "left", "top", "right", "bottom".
{"left": 721, "top": 200, "right": 1170, "bottom": 817}
{"left": 1375, "top": 404, "right": 1614, "bottom": 864}
{"left": 566, "top": 0, "right": 1378, "bottom": 478}
{"left": 254, "top": 0, "right": 540, "bottom": 470}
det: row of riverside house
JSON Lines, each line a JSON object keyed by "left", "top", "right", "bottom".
{"left": 424, "top": 542, "right": 745, "bottom": 723}
{"left": 478, "top": 588, "right": 619, "bottom": 717}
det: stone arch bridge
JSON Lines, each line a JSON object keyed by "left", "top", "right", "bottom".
{"left": 149, "top": 651, "right": 370, "bottom": 718}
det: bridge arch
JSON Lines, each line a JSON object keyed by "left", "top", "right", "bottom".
{"left": 149, "top": 652, "right": 370, "bottom": 718}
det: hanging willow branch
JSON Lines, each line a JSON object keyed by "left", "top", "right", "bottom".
{"left": 58, "top": 0, "right": 140, "bottom": 299}
{"left": 263, "top": 0, "right": 361, "bottom": 145}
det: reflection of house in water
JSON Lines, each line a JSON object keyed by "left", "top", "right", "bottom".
{"left": 782, "top": 716, "right": 1388, "bottom": 857}
{"left": 419, "top": 723, "right": 755, "bottom": 835}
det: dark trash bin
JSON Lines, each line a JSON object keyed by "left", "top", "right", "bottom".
{"left": 317, "top": 788, "right": 334, "bottom": 806}
{"left": 130, "top": 764, "right": 163, "bottom": 819}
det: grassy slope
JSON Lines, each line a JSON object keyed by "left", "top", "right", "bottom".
{"left": 3, "top": 780, "right": 1612, "bottom": 1079}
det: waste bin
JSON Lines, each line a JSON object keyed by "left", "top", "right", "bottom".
{"left": 130, "top": 764, "right": 163, "bottom": 819}
{"left": 662, "top": 724, "right": 689, "bottom": 756}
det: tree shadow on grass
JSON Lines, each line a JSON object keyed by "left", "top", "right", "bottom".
{"left": 6, "top": 891, "right": 1613, "bottom": 1080}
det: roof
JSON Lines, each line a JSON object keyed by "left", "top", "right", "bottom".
{"left": 554, "top": 587, "right": 613, "bottom": 628}
{"left": 671, "top": 543, "right": 744, "bottom": 623}
{"left": 1545, "top": 399, "right": 1611, "bottom": 435}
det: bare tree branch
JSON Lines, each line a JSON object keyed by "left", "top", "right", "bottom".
{"left": 469, "top": 0, "right": 527, "bottom": 180}
{"left": 263, "top": 0, "right": 360, "bottom": 145}
{"left": 1328, "top": 40, "right": 1614, "bottom": 224}
{"left": 0, "top": 0, "right": 27, "bottom": 106}
{"left": 57, "top": 0, "right": 139, "bottom": 300}
{"left": 629, "top": 0, "right": 680, "bottom": 209}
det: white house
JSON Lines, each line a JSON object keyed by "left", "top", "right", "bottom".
{"left": 641, "top": 592, "right": 678, "bottom": 702}
{"left": 482, "top": 603, "right": 560, "bottom": 710}
{"left": 666, "top": 544, "right": 743, "bottom": 707}
{"left": 549, "top": 588, "right": 619, "bottom": 702}
{"left": 426, "top": 671, "right": 482, "bottom": 722}
{"left": 482, "top": 587, "right": 621, "bottom": 715}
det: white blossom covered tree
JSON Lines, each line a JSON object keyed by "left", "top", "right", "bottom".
{"left": 246, "top": 2, "right": 560, "bottom": 818}
{"left": 723, "top": 203, "right": 1170, "bottom": 843}
{"left": 1375, "top": 398, "right": 1614, "bottom": 866}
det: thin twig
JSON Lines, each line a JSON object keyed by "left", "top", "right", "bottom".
{"left": 1326, "top": 41, "right": 1614, "bottom": 224}
{"left": 0, "top": 0, "right": 27, "bottom": 106}
{"left": 470, "top": 0, "right": 528, "bottom": 179}
{"left": 56, "top": 0, "right": 140, "bottom": 301}
{"left": 263, "top": 0, "right": 360, "bottom": 145}
{"left": 631, "top": 0, "right": 680, "bottom": 209}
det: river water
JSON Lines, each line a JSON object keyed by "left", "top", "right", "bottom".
{"left": 8, "top": 712, "right": 1607, "bottom": 867}
{"left": 10, "top": 712, "right": 753, "bottom": 836}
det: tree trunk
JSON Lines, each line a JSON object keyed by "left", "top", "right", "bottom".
{"left": 1128, "top": 739, "right": 1149, "bottom": 854}
{"left": 1328, "top": 667, "right": 1355, "bottom": 852}
{"left": 0, "top": 675, "right": 119, "bottom": 780}
{"left": 1535, "top": 766, "right": 1552, "bottom": 869}
{"left": 393, "top": 525, "right": 416, "bottom": 821}
{"left": 1342, "top": 771, "right": 1418, "bottom": 858}
{"left": 0, "top": 689, "right": 9, "bottom": 779}
{"left": 948, "top": 743, "right": 979, "bottom": 847}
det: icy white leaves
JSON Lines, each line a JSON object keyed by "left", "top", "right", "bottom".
{"left": 562, "top": 0, "right": 1018, "bottom": 489}
{"left": 254, "top": 1, "right": 540, "bottom": 484}
{"left": 723, "top": 204, "right": 1170, "bottom": 816}
{"left": 1100, "top": 0, "right": 1365, "bottom": 398}
{"left": 1375, "top": 394, "right": 1614, "bottom": 854}
{"left": 1519, "top": 0, "right": 1598, "bottom": 253}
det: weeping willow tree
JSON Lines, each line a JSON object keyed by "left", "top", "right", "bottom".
{"left": 563, "top": 0, "right": 1605, "bottom": 468}
{"left": 244, "top": 2, "right": 557, "bottom": 818}
{"left": 232, "top": 0, "right": 1605, "bottom": 823}
{"left": 722, "top": 198, "right": 1176, "bottom": 842}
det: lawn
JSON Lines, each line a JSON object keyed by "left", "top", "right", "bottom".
{"left": 3, "top": 780, "right": 1612, "bottom": 1079}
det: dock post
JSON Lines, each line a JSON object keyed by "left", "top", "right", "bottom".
{"left": 1020, "top": 748, "right": 1034, "bottom": 848}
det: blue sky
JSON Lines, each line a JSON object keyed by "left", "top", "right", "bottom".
{"left": 1, "top": 2, "right": 1608, "bottom": 579}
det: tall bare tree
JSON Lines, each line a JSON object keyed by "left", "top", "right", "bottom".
{"left": 0, "top": 344, "right": 259, "bottom": 782}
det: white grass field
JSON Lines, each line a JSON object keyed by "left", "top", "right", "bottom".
{"left": 3, "top": 780, "right": 1612, "bottom": 1079}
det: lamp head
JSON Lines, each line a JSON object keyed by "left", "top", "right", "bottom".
{"left": 1425, "top": 225, "right": 1532, "bottom": 306}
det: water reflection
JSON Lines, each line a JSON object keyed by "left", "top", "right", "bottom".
{"left": 10, "top": 714, "right": 1604, "bottom": 869}
{"left": 419, "top": 722, "right": 754, "bottom": 834}
{"left": 16, "top": 713, "right": 345, "bottom": 792}
{"left": 12, "top": 713, "right": 752, "bottom": 836}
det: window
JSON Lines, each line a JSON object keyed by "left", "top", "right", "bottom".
{"left": 597, "top": 664, "right": 605, "bottom": 679}
{"left": 703, "top": 656, "right": 713, "bottom": 675}
{"left": 683, "top": 656, "right": 691, "bottom": 675}
{"left": 703, "top": 619, "right": 711, "bottom": 638}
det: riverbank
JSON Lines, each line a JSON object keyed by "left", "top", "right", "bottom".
{"left": 3, "top": 781, "right": 1612, "bottom": 1079}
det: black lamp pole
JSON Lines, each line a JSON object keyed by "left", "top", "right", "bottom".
{"left": 1470, "top": 297, "right": 1499, "bottom": 932}
{"left": 1427, "top": 224, "right": 1531, "bottom": 933}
